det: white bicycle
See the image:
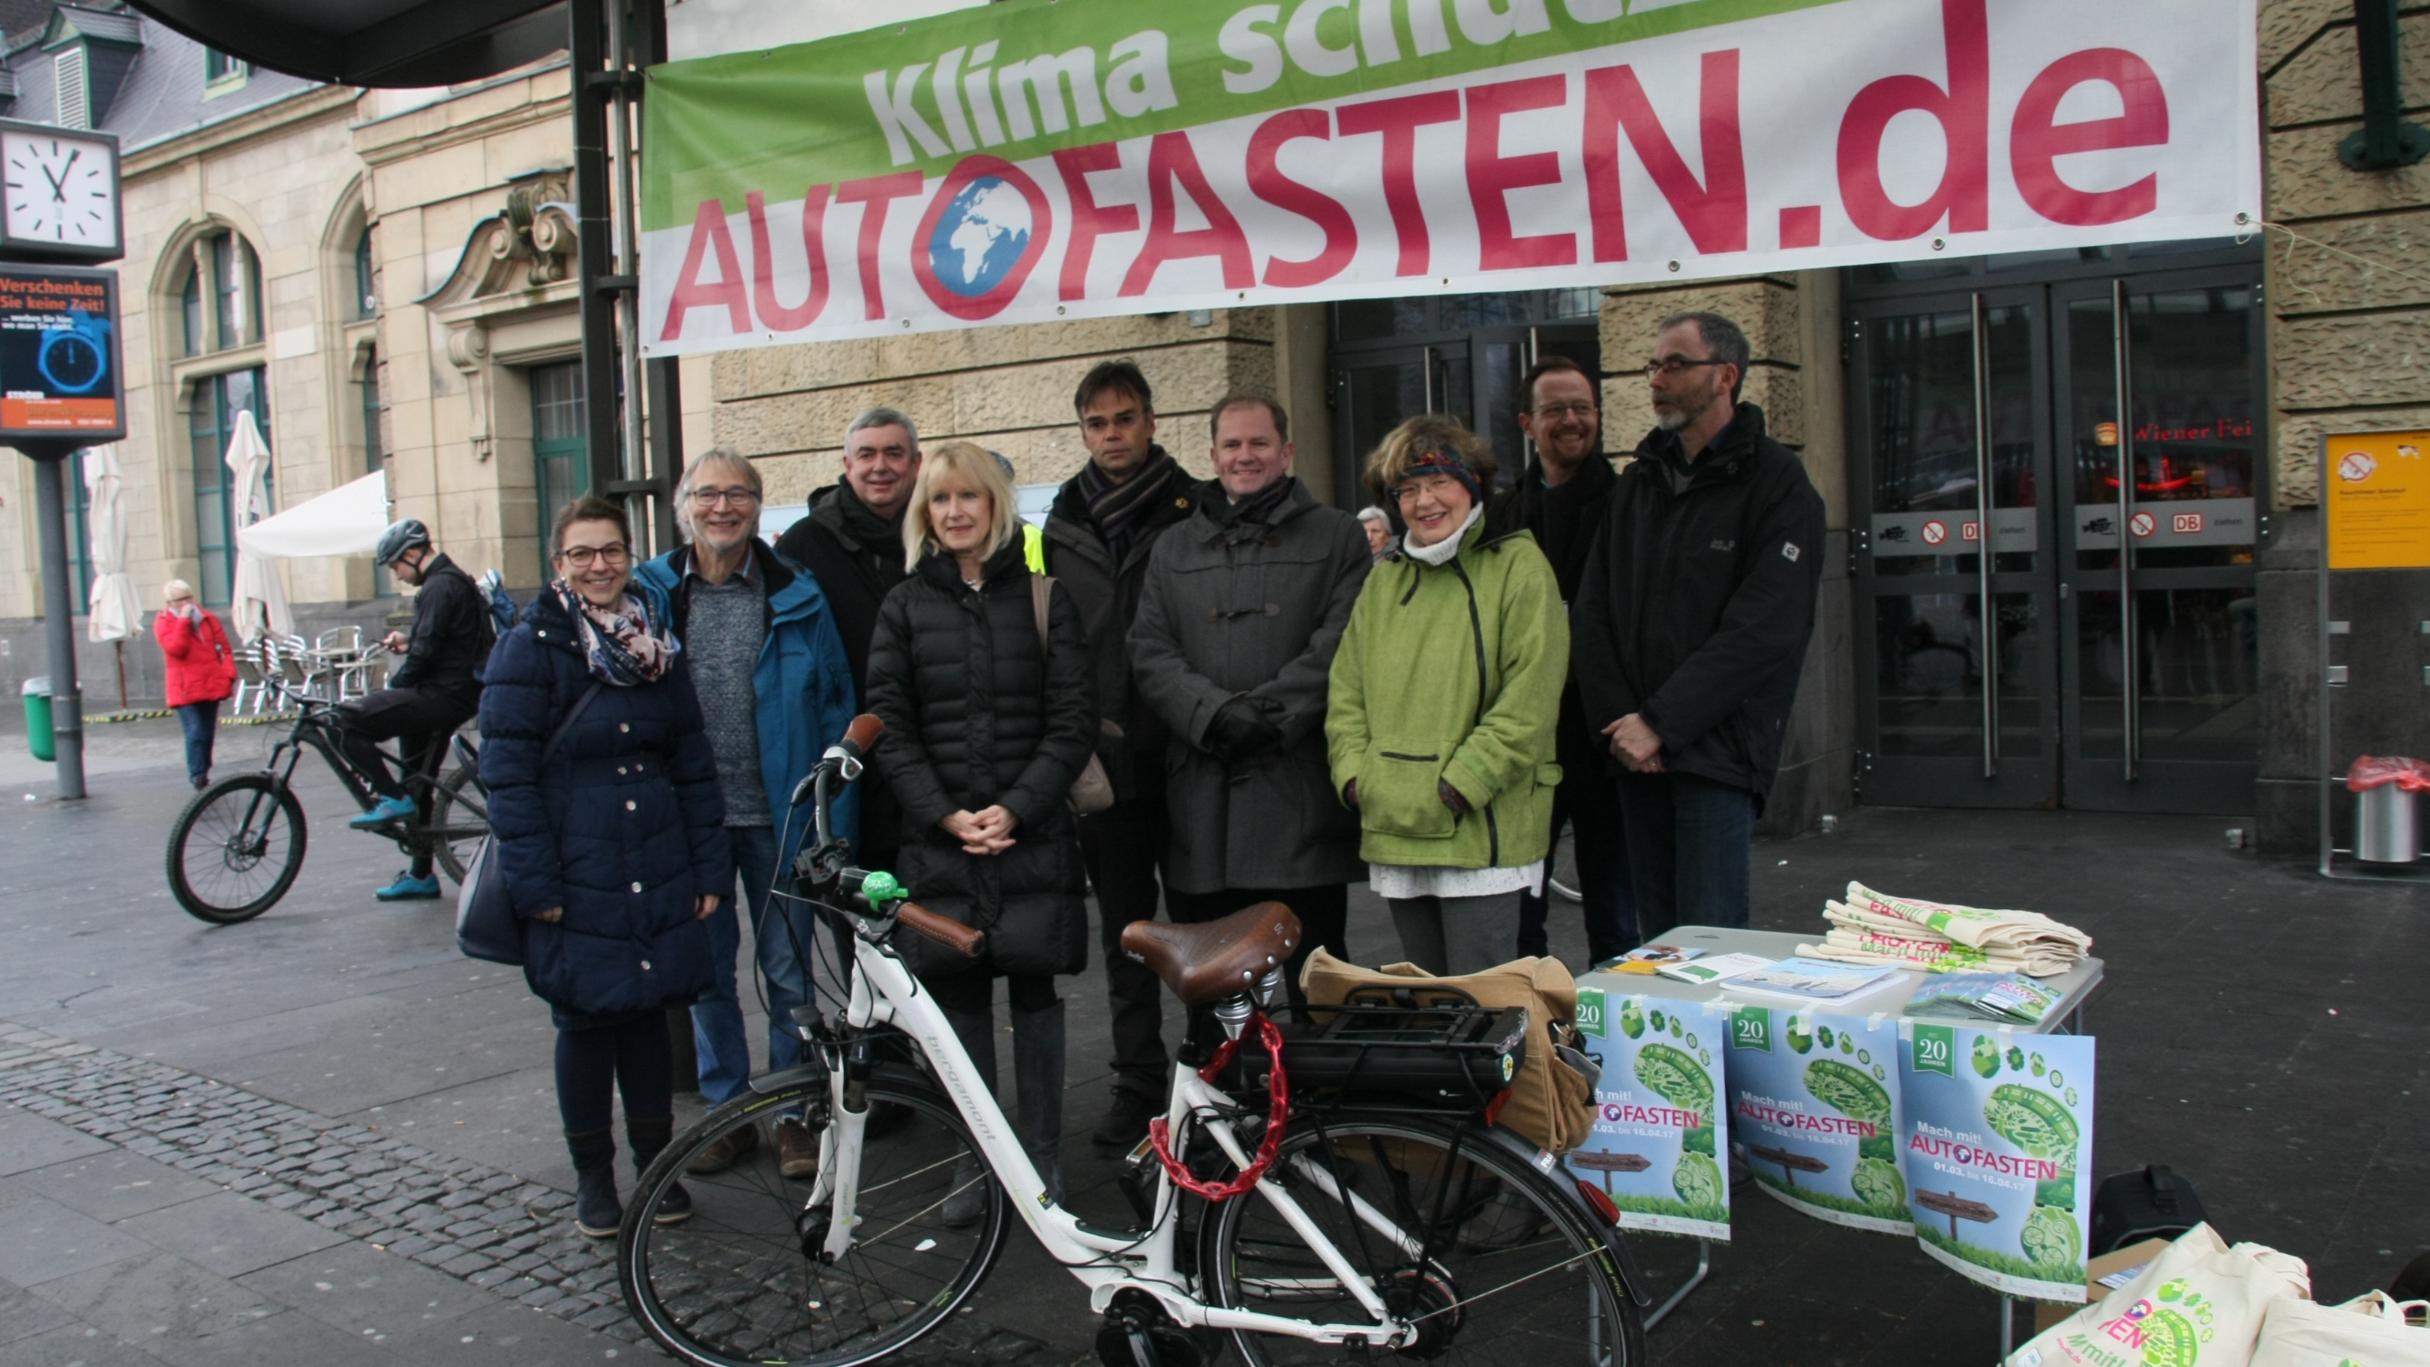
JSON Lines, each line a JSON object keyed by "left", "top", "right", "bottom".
{"left": 617, "top": 715, "right": 1648, "bottom": 1367}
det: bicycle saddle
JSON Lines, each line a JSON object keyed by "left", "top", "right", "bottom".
{"left": 1121, "top": 902, "right": 1301, "bottom": 1007}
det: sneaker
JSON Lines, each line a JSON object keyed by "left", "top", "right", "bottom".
{"left": 651, "top": 1181, "right": 694, "bottom": 1226}
{"left": 1090, "top": 1090, "right": 1162, "bottom": 1151}
{"left": 349, "top": 795, "right": 417, "bottom": 829}
{"left": 374, "top": 871, "right": 441, "bottom": 901}
{"left": 191, "top": 775, "right": 209, "bottom": 791}
{"left": 774, "top": 1117, "right": 817, "bottom": 1180}
{"left": 684, "top": 1122, "right": 760, "bottom": 1175}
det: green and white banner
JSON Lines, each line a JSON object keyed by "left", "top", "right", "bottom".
{"left": 639, "top": 0, "right": 2260, "bottom": 354}
{"left": 1725, "top": 1007, "right": 1911, "bottom": 1235}
{"left": 1899, "top": 1024, "right": 2096, "bottom": 1302}
{"left": 1567, "top": 990, "right": 1732, "bottom": 1240}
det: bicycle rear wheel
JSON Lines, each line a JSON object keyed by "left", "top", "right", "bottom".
{"left": 620, "top": 1077, "right": 1009, "bottom": 1367}
{"left": 1202, "top": 1112, "right": 1643, "bottom": 1366}
{"left": 425, "top": 764, "right": 487, "bottom": 886}
{"left": 166, "top": 774, "right": 308, "bottom": 924}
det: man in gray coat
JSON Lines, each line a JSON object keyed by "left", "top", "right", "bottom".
{"left": 1130, "top": 393, "right": 1371, "bottom": 1030}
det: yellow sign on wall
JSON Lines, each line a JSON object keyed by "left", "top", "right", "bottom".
{"left": 2323, "top": 430, "right": 2430, "bottom": 570}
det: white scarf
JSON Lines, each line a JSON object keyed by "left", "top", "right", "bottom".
{"left": 1401, "top": 506, "right": 1483, "bottom": 566}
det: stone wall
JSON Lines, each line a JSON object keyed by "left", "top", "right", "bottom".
{"left": 2252, "top": 0, "right": 2430, "bottom": 852}
{"left": 708, "top": 311, "right": 1282, "bottom": 501}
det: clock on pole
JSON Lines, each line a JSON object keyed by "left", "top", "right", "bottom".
{"left": 0, "top": 118, "right": 123, "bottom": 262}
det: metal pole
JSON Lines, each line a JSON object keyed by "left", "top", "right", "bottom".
{"left": 1970, "top": 293, "right": 1999, "bottom": 780}
{"left": 570, "top": 0, "right": 621, "bottom": 520}
{"left": 30, "top": 453, "right": 87, "bottom": 799}
{"left": 2111, "top": 280, "right": 2139, "bottom": 782}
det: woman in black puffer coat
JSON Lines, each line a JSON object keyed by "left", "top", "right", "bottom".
{"left": 480, "top": 496, "right": 729, "bottom": 1238}
{"left": 865, "top": 442, "right": 1092, "bottom": 1208}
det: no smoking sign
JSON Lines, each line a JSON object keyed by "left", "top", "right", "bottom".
{"left": 2128, "top": 511, "right": 2157, "bottom": 539}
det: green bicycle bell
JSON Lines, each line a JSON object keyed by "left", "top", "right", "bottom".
{"left": 859, "top": 870, "right": 909, "bottom": 911}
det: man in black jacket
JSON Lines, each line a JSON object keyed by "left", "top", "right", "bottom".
{"left": 338, "top": 518, "right": 490, "bottom": 900}
{"left": 1573, "top": 313, "right": 1825, "bottom": 935}
{"left": 1043, "top": 359, "right": 1199, "bottom": 1150}
{"left": 1490, "top": 356, "right": 1637, "bottom": 968}
{"left": 1131, "top": 393, "right": 1369, "bottom": 1032}
{"left": 776, "top": 405, "right": 921, "bottom": 870}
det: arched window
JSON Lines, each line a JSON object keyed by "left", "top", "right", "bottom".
{"left": 179, "top": 229, "right": 262, "bottom": 357}
{"left": 353, "top": 226, "right": 377, "bottom": 321}
{"left": 169, "top": 226, "right": 271, "bottom": 605}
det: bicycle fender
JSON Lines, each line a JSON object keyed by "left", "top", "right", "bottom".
{"left": 1467, "top": 1125, "right": 1654, "bottom": 1310}
{"left": 746, "top": 1064, "right": 829, "bottom": 1098}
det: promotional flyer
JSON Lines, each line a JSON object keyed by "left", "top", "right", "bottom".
{"left": 1725, "top": 1006, "right": 1911, "bottom": 1234}
{"left": 1568, "top": 988, "right": 1731, "bottom": 1240}
{"left": 1899, "top": 1024, "right": 2096, "bottom": 1301}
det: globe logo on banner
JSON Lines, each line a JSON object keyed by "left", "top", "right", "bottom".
{"left": 927, "top": 177, "right": 1032, "bottom": 299}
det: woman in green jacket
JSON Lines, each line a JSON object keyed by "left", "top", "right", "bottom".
{"left": 1326, "top": 415, "right": 1569, "bottom": 975}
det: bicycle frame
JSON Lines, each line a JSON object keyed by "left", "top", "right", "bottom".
{"left": 799, "top": 919, "right": 1429, "bottom": 1351}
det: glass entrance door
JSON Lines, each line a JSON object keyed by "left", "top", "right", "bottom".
{"left": 2053, "top": 272, "right": 2264, "bottom": 811}
{"left": 1850, "top": 290, "right": 2060, "bottom": 806}
{"left": 1849, "top": 254, "right": 2263, "bottom": 814}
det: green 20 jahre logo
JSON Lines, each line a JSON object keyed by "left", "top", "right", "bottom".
{"left": 1575, "top": 988, "right": 1605, "bottom": 1039}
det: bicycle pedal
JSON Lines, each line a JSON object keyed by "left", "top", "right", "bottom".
{"left": 1094, "top": 1291, "right": 1210, "bottom": 1367}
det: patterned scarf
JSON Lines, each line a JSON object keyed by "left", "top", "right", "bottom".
{"left": 554, "top": 580, "right": 680, "bottom": 687}
{"left": 1205, "top": 474, "right": 1296, "bottom": 529}
{"left": 1076, "top": 445, "right": 1183, "bottom": 561}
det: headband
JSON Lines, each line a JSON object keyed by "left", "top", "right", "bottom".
{"left": 1396, "top": 450, "right": 1484, "bottom": 504}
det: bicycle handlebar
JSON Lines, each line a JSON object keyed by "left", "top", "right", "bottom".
{"left": 896, "top": 901, "right": 983, "bottom": 958}
{"left": 788, "top": 712, "right": 988, "bottom": 959}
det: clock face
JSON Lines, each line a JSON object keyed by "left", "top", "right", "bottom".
{"left": 3, "top": 131, "right": 119, "bottom": 251}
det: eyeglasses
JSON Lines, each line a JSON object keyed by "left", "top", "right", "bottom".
{"left": 555, "top": 543, "right": 631, "bottom": 568}
{"left": 1642, "top": 357, "right": 1728, "bottom": 378}
{"left": 688, "top": 486, "right": 760, "bottom": 507}
{"left": 1531, "top": 401, "right": 1598, "bottom": 419}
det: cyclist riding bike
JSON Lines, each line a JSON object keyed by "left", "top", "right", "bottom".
{"left": 339, "top": 518, "right": 491, "bottom": 900}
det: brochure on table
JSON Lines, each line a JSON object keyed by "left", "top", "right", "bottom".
{"left": 1724, "top": 1006, "right": 1912, "bottom": 1235}
{"left": 1568, "top": 988, "right": 1732, "bottom": 1239}
{"left": 1898, "top": 1024, "right": 2096, "bottom": 1302}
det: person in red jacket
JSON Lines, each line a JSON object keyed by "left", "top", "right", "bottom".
{"left": 154, "top": 579, "right": 239, "bottom": 790}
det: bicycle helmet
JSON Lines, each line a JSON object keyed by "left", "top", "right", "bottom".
{"left": 374, "top": 518, "right": 432, "bottom": 566}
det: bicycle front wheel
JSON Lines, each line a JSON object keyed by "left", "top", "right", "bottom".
{"left": 425, "top": 764, "right": 488, "bottom": 886}
{"left": 1203, "top": 1112, "right": 1643, "bottom": 1366}
{"left": 166, "top": 774, "right": 307, "bottom": 924}
{"left": 620, "top": 1077, "right": 1009, "bottom": 1367}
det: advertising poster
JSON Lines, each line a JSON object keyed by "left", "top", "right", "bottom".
{"left": 1724, "top": 1006, "right": 1911, "bottom": 1234}
{"left": 641, "top": 0, "right": 2263, "bottom": 352}
{"left": 0, "top": 263, "right": 122, "bottom": 442}
{"left": 1567, "top": 986, "right": 1729, "bottom": 1240}
{"left": 1899, "top": 1024, "right": 2096, "bottom": 1301}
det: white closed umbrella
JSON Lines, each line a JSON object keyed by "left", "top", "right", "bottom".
{"left": 224, "top": 411, "right": 293, "bottom": 642}
{"left": 82, "top": 444, "right": 142, "bottom": 644}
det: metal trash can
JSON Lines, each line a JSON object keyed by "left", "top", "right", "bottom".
{"left": 2356, "top": 785, "right": 2421, "bottom": 864}
{"left": 21, "top": 677, "right": 54, "bottom": 763}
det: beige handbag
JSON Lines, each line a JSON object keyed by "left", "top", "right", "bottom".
{"left": 2251, "top": 1290, "right": 2429, "bottom": 1365}
{"left": 1028, "top": 576, "right": 1115, "bottom": 815}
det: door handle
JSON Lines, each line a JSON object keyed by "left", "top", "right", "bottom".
{"left": 2111, "top": 280, "right": 2139, "bottom": 781}
{"left": 1970, "top": 293, "right": 1999, "bottom": 780}
{"left": 1422, "top": 346, "right": 1437, "bottom": 413}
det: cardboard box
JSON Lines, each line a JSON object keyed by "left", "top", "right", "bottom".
{"left": 2032, "top": 1238, "right": 2174, "bottom": 1333}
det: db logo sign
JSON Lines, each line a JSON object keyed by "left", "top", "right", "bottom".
{"left": 2172, "top": 512, "right": 2204, "bottom": 534}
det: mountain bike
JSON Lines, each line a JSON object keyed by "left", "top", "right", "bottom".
{"left": 164, "top": 681, "right": 486, "bottom": 924}
{"left": 617, "top": 715, "right": 1648, "bottom": 1367}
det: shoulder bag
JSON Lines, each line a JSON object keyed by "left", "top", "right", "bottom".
{"left": 456, "top": 681, "right": 603, "bottom": 964}
{"left": 1027, "top": 575, "right": 1116, "bottom": 816}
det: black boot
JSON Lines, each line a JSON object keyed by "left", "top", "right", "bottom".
{"left": 626, "top": 1115, "right": 692, "bottom": 1225}
{"left": 1011, "top": 996, "right": 1067, "bottom": 1207}
{"left": 566, "top": 1128, "right": 621, "bottom": 1238}
{"left": 940, "top": 1003, "right": 997, "bottom": 1228}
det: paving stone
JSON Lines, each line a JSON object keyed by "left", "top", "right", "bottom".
{"left": 0, "top": 1195, "right": 150, "bottom": 1288}
{"left": 111, "top": 1192, "right": 349, "bottom": 1279}
{"left": 26, "top": 1251, "right": 283, "bottom": 1344}
{"left": 0, "top": 1109, "right": 115, "bottom": 1178}
{"left": 0, "top": 1150, "right": 221, "bottom": 1224}
{"left": 235, "top": 1243, "right": 494, "bottom": 1340}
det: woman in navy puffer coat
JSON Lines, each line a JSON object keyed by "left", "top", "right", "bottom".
{"left": 480, "top": 496, "right": 729, "bottom": 1237}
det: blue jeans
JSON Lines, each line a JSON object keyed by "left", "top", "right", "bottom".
{"left": 1613, "top": 770, "right": 1757, "bottom": 939}
{"left": 175, "top": 701, "right": 219, "bottom": 784}
{"left": 690, "top": 823, "right": 786, "bottom": 1106}
{"left": 1516, "top": 783, "right": 1638, "bottom": 968}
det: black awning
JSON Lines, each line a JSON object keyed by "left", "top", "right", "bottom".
{"left": 124, "top": 0, "right": 566, "bottom": 88}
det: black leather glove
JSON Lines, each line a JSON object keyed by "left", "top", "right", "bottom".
{"left": 1438, "top": 779, "right": 1471, "bottom": 817}
{"left": 1207, "top": 698, "right": 1283, "bottom": 762}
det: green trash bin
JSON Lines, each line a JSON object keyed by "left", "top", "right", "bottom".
{"left": 22, "top": 677, "right": 54, "bottom": 763}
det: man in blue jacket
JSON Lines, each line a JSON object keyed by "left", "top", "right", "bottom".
{"left": 636, "top": 448, "right": 857, "bottom": 1179}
